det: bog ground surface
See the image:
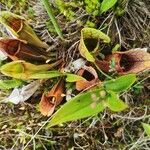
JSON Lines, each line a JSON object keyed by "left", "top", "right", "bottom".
{"left": 0, "top": 0, "right": 150, "bottom": 150}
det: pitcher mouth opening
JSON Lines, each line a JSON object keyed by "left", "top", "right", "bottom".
{"left": 82, "top": 69, "right": 95, "bottom": 81}
{"left": 84, "top": 38, "right": 98, "bottom": 52}
{"left": 120, "top": 54, "right": 135, "bottom": 72}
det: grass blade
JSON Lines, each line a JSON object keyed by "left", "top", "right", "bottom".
{"left": 41, "top": 0, "right": 64, "bottom": 39}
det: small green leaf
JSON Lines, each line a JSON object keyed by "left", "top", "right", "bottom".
{"left": 0, "top": 79, "right": 23, "bottom": 90}
{"left": 142, "top": 123, "right": 150, "bottom": 137}
{"left": 47, "top": 89, "right": 106, "bottom": 127}
{"left": 104, "top": 74, "right": 136, "bottom": 93}
{"left": 112, "top": 44, "right": 120, "bottom": 53}
{"left": 100, "top": 0, "right": 117, "bottom": 13}
{"left": 65, "top": 74, "right": 85, "bottom": 82}
{"left": 105, "top": 91, "right": 128, "bottom": 112}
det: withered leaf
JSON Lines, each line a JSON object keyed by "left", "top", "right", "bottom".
{"left": 4, "top": 80, "right": 40, "bottom": 104}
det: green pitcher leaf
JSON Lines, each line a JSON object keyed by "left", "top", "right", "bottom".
{"left": 0, "top": 61, "right": 84, "bottom": 81}
{"left": 79, "top": 28, "right": 110, "bottom": 62}
{"left": 47, "top": 89, "right": 106, "bottom": 127}
{"left": 105, "top": 91, "right": 128, "bottom": 112}
{"left": 100, "top": 0, "right": 117, "bottom": 14}
{"left": 0, "top": 79, "right": 23, "bottom": 90}
{"left": 0, "top": 60, "right": 60, "bottom": 80}
{"left": 0, "top": 11, "right": 48, "bottom": 49}
{"left": 104, "top": 74, "right": 136, "bottom": 93}
{"left": 142, "top": 123, "right": 150, "bottom": 137}
{"left": 29, "top": 71, "right": 62, "bottom": 79}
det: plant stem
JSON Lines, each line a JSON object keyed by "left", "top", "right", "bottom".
{"left": 41, "top": 0, "right": 64, "bottom": 40}
{"left": 94, "top": 62, "right": 112, "bottom": 79}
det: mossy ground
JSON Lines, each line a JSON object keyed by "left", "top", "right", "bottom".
{"left": 0, "top": 0, "right": 149, "bottom": 149}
